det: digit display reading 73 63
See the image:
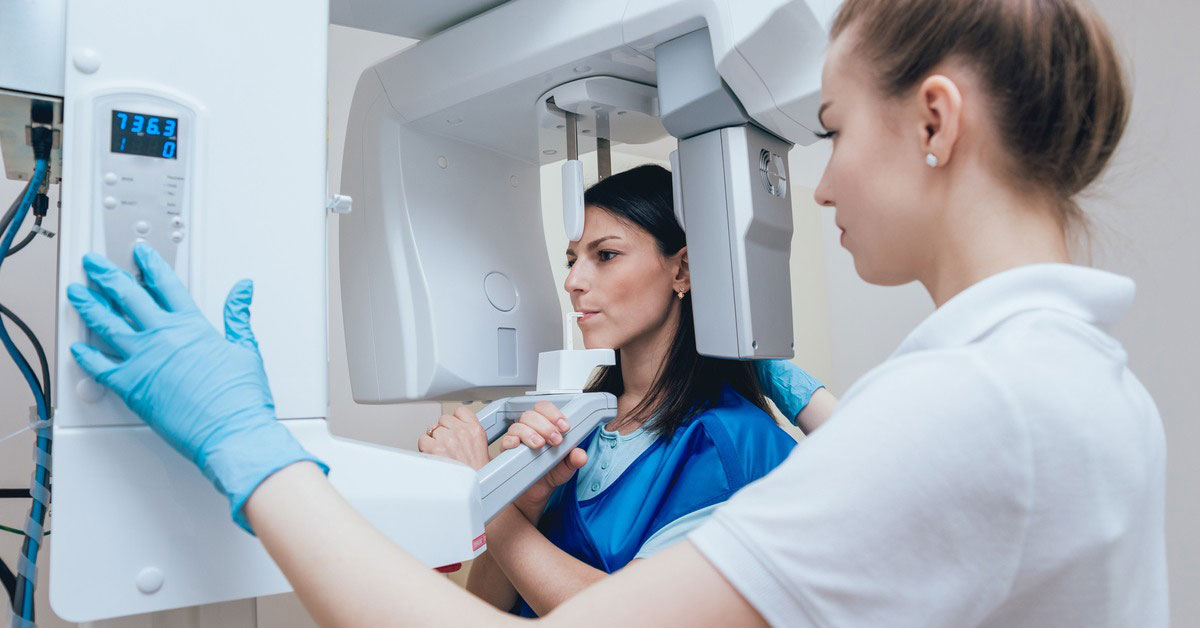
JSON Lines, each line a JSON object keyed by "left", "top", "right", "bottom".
{"left": 111, "top": 110, "right": 179, "bottom": 159}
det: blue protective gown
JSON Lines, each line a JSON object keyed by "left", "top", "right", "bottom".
{"left": 513, "top": 385, "right": 797, "bottom": 617}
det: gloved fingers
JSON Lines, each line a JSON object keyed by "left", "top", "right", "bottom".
{"left": 67, "top": 283, "right": 137, "bottom": 356}
{"left": 70, "top": 342, "right": 120, "bottom": 381}
{"left": 519, "top": 409, "right": 563, "bottom": 446}
{"left": 133, "top": 243, "right": 197, "bottom": 314}
{"left": 83, "top": 252, "right": 167, "bottom": 329}
{"left": 222, "top": 279, "right": 258, "bottom": 350}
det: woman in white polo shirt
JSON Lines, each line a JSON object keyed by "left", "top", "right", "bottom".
{"left": 66, "top": 0, "right": 1166, "bottom": 624}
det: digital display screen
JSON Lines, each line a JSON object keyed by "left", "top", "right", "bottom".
{"left": 111, "top": 110, "right": 178, "bottom": 159}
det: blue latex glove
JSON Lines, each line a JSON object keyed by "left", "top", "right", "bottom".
{"left": 754, "top": 359, "right": 825, "bottom": 426}
{"left": 67, "top": 243, "right": 327, "bottom": 533}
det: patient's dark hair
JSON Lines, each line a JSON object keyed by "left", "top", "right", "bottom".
{"left": 583, "top": 164, "right": 773, "bottom": 438}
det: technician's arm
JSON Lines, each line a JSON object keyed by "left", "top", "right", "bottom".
{"left": 66, "top": 247, "right": 766, "bottom": 626}
{"left": 799, "top": 387, "right": 838, "bottom": 433}
{"left": 465, "top": 549, "right": 519, "bottom": 610}
{"left": 247, "top": 461, "right": 765, "bottom": 627}
{"left": 755, "top": 360, "right": 838, "bottom": 433}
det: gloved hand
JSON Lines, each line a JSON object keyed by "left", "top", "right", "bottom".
{"left": 754, "top": 359, "right": 825, "bottom": 426}
{"left": 67, "top": 243, "right": 327, "bottom": 533}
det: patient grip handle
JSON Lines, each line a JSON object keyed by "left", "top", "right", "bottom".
{"left": 475, "top": 392, "right": 617, "bottom": 523}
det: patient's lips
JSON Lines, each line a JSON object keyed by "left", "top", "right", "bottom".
{"left": 575, "top": 309, "right": 599, "bottom": 323}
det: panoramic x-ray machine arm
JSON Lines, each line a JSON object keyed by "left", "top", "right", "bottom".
{"left": 0, "top": 0, "right": 834, "bottom": 623}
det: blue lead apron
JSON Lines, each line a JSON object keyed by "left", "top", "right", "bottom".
{"left": 513, "top": 386, "right": 797, "bottom": 617}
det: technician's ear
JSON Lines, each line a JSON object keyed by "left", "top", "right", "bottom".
{"left": 673, "top": 247, "right": 690, "bottom": 293}
{"left": 916, "top": 74, "right": 964, "bottom": 168}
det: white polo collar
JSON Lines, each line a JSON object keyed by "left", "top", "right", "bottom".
{"left": 893, "top": 264, "right": 1136, "bottom": 357}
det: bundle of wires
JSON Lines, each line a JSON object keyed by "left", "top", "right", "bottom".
{"left": 1, "top": 151, "right": 53, "bottom": 627}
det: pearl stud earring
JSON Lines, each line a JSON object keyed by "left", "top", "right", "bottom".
{"left": 925, "top": 153, "right": 939, "bottom": 168}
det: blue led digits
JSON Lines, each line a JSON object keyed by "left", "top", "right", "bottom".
{"left": 111, "top": 109, "right": 179, "bottom": 160}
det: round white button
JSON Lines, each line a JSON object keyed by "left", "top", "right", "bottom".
{"left": 76, "top": 378, "right": 106, "bottom": 403}
{"left": 103, "top": 196, "right": 118, "bottom": 209}
{"left": 170, "top": 216, "right": 184, "bottom": 229}
{"left": 483, "top": 272, "right": 518, "bottom": 312}
{"left": 170, "top": 231, "right": 184, "bottom": 243}
{"left": 134, "top": 221, "right": 151, "bottom": 235}
{"left": 135, "top": 567, "right": 164, "bottom": 594}
{"left": 72, "top": 49, "right": 101, "bottom": 74}
{"left": 104, "top": 172, "right": 119, "bottom": 185}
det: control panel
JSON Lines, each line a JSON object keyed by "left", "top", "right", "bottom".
{"left": 92, "top": 94, "right": 193, "bottom": 278}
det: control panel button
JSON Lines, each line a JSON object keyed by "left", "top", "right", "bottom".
{"left": 134, "top": 221, "right": 151, "bottom": 235}
{"left": 170, "top": 231, "right": 184, "bottom": 243}
{"left": 104, "top": 172, "right": 119, "bottom": 185}
{"left": 103, "top": 196, "right": 118, "bottom": 209}
{"left": 170, "top": 216, "right": 184, "bottom": 229}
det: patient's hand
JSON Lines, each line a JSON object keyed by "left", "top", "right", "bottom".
{"left": 417, "top": 406, "right": 491, "bottom": 470}
{"left": 497, "top": 401, "right": 588, "bottom": 523}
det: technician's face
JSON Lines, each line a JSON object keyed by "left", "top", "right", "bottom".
{"left": 564, "top": 207, "right": 682, "bottom": 350}
{"left": 813, "top": 30, "right": 936, "bottom": 286}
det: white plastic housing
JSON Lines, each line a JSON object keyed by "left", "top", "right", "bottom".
{"left": 48, "top": 1, "right": 482, "bottom": 622}
{"left": 339, "top": 0, "right": 833, "bottom": 397}
{"left": 677, "top": 125, "right": 795, "bottom": 358}
{"left": 50, "top": 420, "right": 484, "bottom": 622}
{"left": 339, "top": 68, "right": 562, "bottom": 402}
{"left": 562, "top": 159, "right": 585, "bottom": 241}
{"left": 533, "top": 349, "right": 616, "bottom": 394}
{"left": 49, "top": 0, "right": 331, "bottom": 619}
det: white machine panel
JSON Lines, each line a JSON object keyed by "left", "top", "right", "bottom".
{"left": 678, "top": 125, "right": 795, "bottom": 358}
{"left": 93, "top": 95, "right": 193, "bottom": 279}
{"left": 50, "top": 0, "right": 335, "bottom": 620}
{"left": 0, "top": 0, "right": 66, "bottom": 97}
{"left": 341, "top": 0, "right": 832, "bottom": 390}
{"left": 339, "top": 68, "right": 562, "bottom": 402}
{"left": 50, "top": 420, "right": 484, "bottom": 622}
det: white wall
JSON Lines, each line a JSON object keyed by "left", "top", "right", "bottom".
{"left": 1089, "top": 1, "right": 1200, "bottom": 621}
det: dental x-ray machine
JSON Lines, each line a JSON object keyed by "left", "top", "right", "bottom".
{"left": 0, "top": 0, "right": 832, "bottom": 623}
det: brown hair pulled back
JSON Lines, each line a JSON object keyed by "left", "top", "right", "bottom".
{"left": 832, "top": 0, "right": 1130, "bottom": 229}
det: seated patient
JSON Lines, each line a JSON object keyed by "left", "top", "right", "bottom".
{"left": 420, "top": 165, "right": 827, "bottom": 617}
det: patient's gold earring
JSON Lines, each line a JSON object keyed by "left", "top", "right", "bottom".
{"left": 677, "top": 290, "right": 686, "bottom": 300}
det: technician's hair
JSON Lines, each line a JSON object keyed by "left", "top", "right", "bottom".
{"left": 582, "top": 164, "right": 774, "bottom": 439}
{"left": 832, "top": 0, "right": 1130, "bottom": 232}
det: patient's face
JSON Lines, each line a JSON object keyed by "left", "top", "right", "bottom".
{"left": 564, "top": 206, "right": 681, "bottom": 350}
